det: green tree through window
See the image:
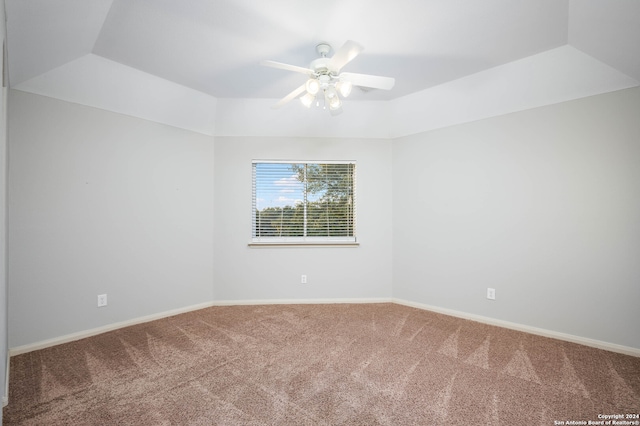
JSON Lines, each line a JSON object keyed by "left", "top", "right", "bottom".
{"left": 252, "top": 161, "right": 356, "bottom": 242}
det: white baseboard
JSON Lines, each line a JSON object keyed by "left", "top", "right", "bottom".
{"left": 393, "top": 298, "right": 640, "bottom": 358}
{"left": 8, "top": 297, "right": 639, "bottom": 359}
{"left": 212, "top": 297, "right": 393, "bottom": 306}
{"left": 8, "top": 301, "right": 218, "bottom": 356}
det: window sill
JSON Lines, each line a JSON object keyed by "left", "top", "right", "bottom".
{"left": 248, "top": 241, "right": 359, "bottom": 248}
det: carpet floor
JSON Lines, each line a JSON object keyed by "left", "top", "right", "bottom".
{"left": 3, "top": 303, "right": 640, "bottom": 425}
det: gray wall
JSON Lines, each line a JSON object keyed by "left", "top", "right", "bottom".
{"left": 213, "top": 137, "right": 393, "bottom": 302}
{"left": 6, "top": 86, "right": 640, "bottom": 352}
{"left": 393, "top": 87, "right": 640, "bottom": 349}
{"left": 1, "top": 0, "right": 8, "bottom": 415}
{"left": 8, "top": 91, "right": 215, "bottom": 348}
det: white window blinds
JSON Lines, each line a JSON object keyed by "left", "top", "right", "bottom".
{"left": 252, "top": 161, "right": 356, "bottom": 243}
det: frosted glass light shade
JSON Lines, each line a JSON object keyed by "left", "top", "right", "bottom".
{"left": 328, "top": 94, "right": 342, "bottom": 110}
{"left": 300, "top": 92, "right": 315, "bottom": 108}
{"left": 305, "top": 78, "right": 320, "bottom": 95}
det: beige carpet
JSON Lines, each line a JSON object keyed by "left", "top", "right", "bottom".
{"left": 3, "top": 303, "right": 640, "bottom": 425}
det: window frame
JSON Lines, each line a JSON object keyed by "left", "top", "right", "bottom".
{"left": 250, "top": 160, "right": 358, "bottom": 247}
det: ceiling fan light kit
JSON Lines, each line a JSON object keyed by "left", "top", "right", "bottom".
{"left": 261, "top": 40, "right": 395, "bottom": 115}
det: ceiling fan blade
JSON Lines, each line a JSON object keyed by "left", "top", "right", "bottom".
{"left": 328, "top": 40, "right": 364, "bottom": 73}
{"left": 260, "top": 60, "right": 314, "bottom": 75}
{"left": 272, "top": 84, "right": 307, "bottom": 109}
{"left": 340, "top": 72, "right": 395, "bottom": 90}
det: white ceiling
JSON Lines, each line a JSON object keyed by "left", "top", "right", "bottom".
{"left": 4, "top": 0, "right": 640, "bottom": 135}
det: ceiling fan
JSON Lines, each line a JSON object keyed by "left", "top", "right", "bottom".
{"left": 261, "top": 40, "right": 395, "bottom": 115}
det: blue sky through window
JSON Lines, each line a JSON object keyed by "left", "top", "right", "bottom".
{"left": 254, "top": 163, "right": 324, "bottom": 211}
{"left": 254, "top": 163, "right": 302, "bottom": 211}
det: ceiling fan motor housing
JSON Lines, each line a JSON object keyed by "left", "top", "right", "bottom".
{"left": 311, "top": 43, "right": 336, "bottom": 78}
{"left": 310, "top": 58, "right": 332, "bottom": 76}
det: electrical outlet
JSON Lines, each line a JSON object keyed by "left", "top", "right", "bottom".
{"left": 301, "top": 275, "right": 307, "bottom": 284}
{"left": 487, "top": 288, "right": 496, "bottom": 300}
{"left": 97, "top": 294, "right": 107, "bottom": 307}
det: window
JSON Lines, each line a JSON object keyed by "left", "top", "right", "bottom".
{"left": 251, "top": 161, "right": 356, "bottom": 245}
